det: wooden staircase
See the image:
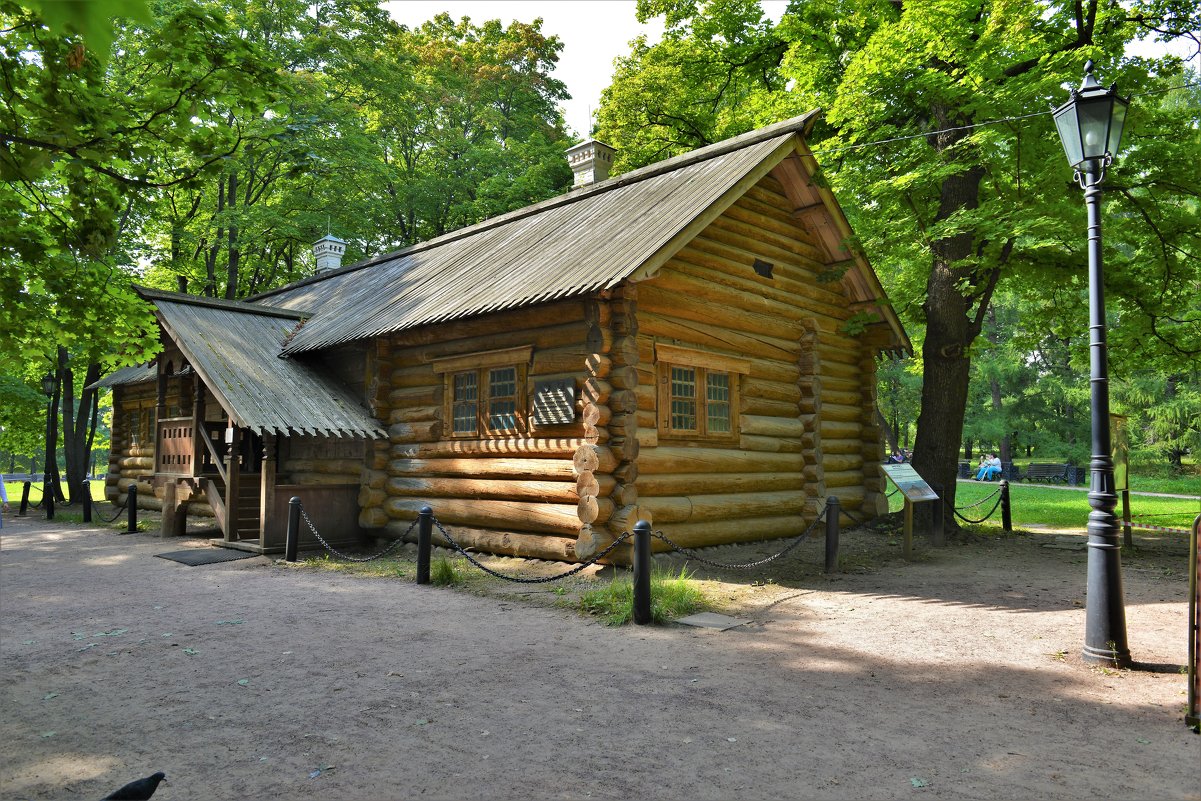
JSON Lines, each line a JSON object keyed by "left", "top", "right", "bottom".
{"left": 230, "top": 481, "right": 261, "bottom": 541}
{"left": 203, "top": 476, "right": 261, "bottom": 543}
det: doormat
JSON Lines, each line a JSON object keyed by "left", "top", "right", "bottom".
{"left": 155, "top": 548, "right": 260, "bottom": 566}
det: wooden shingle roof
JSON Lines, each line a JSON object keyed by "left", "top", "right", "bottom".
{"left": 137, "top": 288, "right": 384, "bottom": 438}
{"left": 255, "top": 113, "right": 830, "bottom": 355}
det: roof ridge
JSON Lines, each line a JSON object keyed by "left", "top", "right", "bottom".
{"left": 248, "top": 111, "right": 819, "bottom": 303}
{"left": 135, "top": 286, "right": 311, "bottom": 319}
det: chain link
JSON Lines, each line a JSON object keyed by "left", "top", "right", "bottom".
{"left": 954, "top": 485, "right": 1003, "bottom": 510}
{"left": 649, "top": 506, "right": 827, "bottom": 570}
{"left": 91, "top": 497, "right": 128, "bottom": 523}
{"left": 302, "top": 509, "right": 416, "bottom": 563}
{"left": 948, "top": 493, "right": 1003, "bottom": 525}
{"left": 432, "top": 518, "right": 632, "bottom": 583}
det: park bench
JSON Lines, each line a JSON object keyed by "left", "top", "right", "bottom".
{"left": 1021, "top": 463, "right": 1073, "bottom": 483}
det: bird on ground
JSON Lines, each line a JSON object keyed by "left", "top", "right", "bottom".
{"left": 101, "top": 771, "right": 166, "bottom": 800}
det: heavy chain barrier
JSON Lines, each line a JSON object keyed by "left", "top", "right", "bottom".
{"left": 432, "top": 518, "right": 633, "bottom": 583}
{"left": 302, "top": 509, "right": 416, "bottom": 563}
{"left": 946, "top": 485, "right": 1004, "bottom": 524}
{"left": 21, "top": 481, "right": 46, "bottom": 509}
{"left": 91, "top": 497, "right": 128, "bottom": 523}
{"left": 649, "top": 505, "right": 828, "bottom": 571}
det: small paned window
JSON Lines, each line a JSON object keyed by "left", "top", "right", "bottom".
{"left": 706, "top": 373, "right": 731, "bottom": 433}
{"left": 487, "top": 367, "right": 518, "bottom": 432}
{"left": 669, "top": 366, "right": 698, "bottom": 432}
{"left": 656, "top": 344, "right": 748, "bottom": 441}
{"left": 451, "top": 372, "right": 479, "bottom": 436}
{"left": 435, "top": 347, "right": 531, "bottom": 439}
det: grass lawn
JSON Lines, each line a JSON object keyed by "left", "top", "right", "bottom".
{"left": 889, "top": 478, "right": 1199, "bottom": 532}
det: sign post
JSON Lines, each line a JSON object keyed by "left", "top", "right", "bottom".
{"left": 881, "top": 464, "right": 940, "bottom": 560}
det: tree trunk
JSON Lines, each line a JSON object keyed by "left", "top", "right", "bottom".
{"left": 56, "top": 348, "right": 100, "bottom": 505}
{"left": 910, "top": 124, "right": 990, "bottom": 519}
{"left": 989, "top": 376, "right": 1010, "bottom": 463}
{"left": 876, "top": 407, "right": 899, "bottom": 455}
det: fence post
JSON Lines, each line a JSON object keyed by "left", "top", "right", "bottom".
{"left": 285, "top": 497, "right": 301, "bottom": 563}
{"left": 416, "top": 505, "right": 433, "bottom": 585}
{"left": 1001, "top": 480, "right": 1012, "bottom": 533}
{"left": 82, "top": 482, "right": 92, "bottom": 524}
{"left": 126, "top": 484, "right": 137, "bottom": 534}
{"left": 824, "top": 496, "right": 840, "bottom": 573}
{"left": 931, "top": 482, "right": 944, "bottom": 547}
{"left": 633, "top": 520, "right": 652, "bottom": 625}
{"left": 19, "top": 481, "right": 30, "bottom": 516}
{"left": 45, "top": 480, "right": 54, "bottom": 521}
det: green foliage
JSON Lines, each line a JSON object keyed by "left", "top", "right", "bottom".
{"left": 601, "top": 0, "right": 1200, "bottom": 483}
{"left": 577, "top": 566, "right": 707, "bottom": 625}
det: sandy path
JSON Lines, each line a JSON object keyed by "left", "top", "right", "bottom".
{"left": 1, "top": 512, "right": 1196, "bottom": 800}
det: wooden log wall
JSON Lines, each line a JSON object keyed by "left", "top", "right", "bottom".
{"left": 106, "top": 380, "right": 222, "bottom": 515}
{"left": 106, "top": 382, "right": 166, "bottom": 511}
{"left": 280, "top": 435, "right": 364, "bottom": 485}
{"left": 575, "top": 287, "right": 639, "bottom": 560}
{"left": 363, "top": 299, "right": 598, "bottom": 561}
{"left": 634, "top": 172, "right": 883, "bottom": 549}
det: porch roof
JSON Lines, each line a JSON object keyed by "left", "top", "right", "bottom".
{"left": 91, "top": 363, "right": 156, "bottom": 388}
{"left": 136, "top": 288, "right": 385, "bottom": 439}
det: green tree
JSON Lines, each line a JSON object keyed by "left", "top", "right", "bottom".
{"left": 597, "top": 0, "right": 1200, "bottom": 510}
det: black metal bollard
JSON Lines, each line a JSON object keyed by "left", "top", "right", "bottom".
{"left": 19, "top": 481, "right": 30, "bottom": 516}
{"left": 825, "top": 496, "right": 841, "bottom": 573}
{"left": 126, "top": 485, "right": 137, "bottom": 534}
{"left": 416, "top": 505, "right": 433, "bottom": 585}
{"left": 1001, "top": 480, "right": 1012, "bottom": 532}
{"left": 285, "top": 496, "right": 301, "bottom": 563}
{"left": 82, "top": 482, "right": 92, "bottom": 524}
{"left": 633, "top": 520, "right": 653, "bottom": 625}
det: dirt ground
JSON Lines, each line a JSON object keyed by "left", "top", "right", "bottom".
{"left": 1, "top": 508, "right": 1197, "bottom": 801}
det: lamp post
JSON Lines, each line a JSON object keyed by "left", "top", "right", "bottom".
{"left": 41, "top": 370, "right": 55, "bottom": 521}
{"left": 1052, "top": 60, "right": 1131, "bottom": 666}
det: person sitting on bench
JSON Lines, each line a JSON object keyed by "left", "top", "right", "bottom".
{"left": 975, "top": 454, "right": 1002, "bottom": 481}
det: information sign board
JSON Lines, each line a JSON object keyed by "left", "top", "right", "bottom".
{"left": 881, "top": 464, "right": 940, "bottom": 502}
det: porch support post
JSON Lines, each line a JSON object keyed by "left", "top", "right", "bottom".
{"left": 192, "top": 382, "right": 206, "bottom": 477}
{"left": 260, "top": 433, "right": 276, "bottom": 542}
{"left": 223, "top": 424, "right": 241, "bottom": 542}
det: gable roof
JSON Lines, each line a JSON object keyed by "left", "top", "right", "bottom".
{"left": 136, "top": 288, "right": 384, "bottom": 438}
{"left": 250, "top": 111, "right": 914, "bottom": 356}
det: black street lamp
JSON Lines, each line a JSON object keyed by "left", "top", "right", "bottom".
{"left": 41, "top": 370, "right": 55, "bottom": 521}
{"left": 1052, "top": 60, "right": 1131, "bottom": 666}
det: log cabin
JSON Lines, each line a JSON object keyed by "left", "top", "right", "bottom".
{"left": 98, "top": 112, "right": 909, "bottom": 560}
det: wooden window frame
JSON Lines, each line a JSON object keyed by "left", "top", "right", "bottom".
{"left": 655, "top": 343, "right": 750, "bottom": 441}
{"left": 433, "top": 346, "right": 531, "bottom": 438}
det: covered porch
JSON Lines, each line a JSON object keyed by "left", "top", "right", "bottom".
{"left": 138, "top": 288, "right": 385, "bottom": 554}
